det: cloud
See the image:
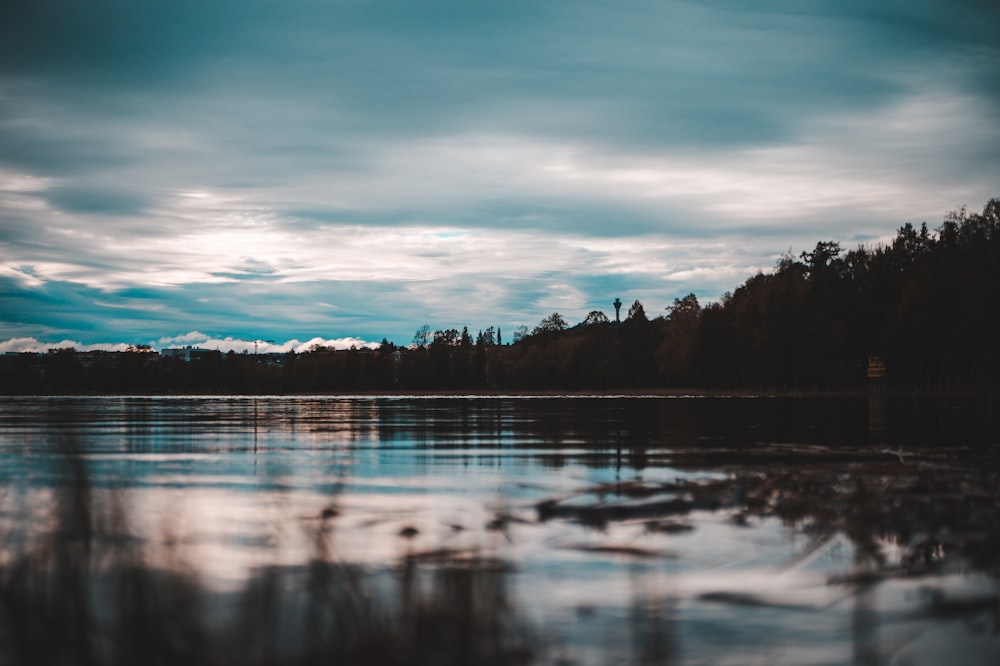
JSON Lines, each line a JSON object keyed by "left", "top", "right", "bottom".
{"left": 0, "top": 333, "right": 379, "bottom": 354}
{"left": 158, "top": 333, "right": 380, "bottom": 354}
{"left": 157, "top": 331, "right": 212, "bottom": 347}
{"left": 45, "top": 185, "right": 150, "bottom": 216}
{"left": 1, "top": 1, "right": 997, "bottom": 348}
{"left": 0, "top": 337, "right": 131, "bottom": 353}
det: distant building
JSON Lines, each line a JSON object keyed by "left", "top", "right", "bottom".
{"left": 161, "top": 346, "right": 218, "bottom": 362}
{"left": 76, "top": 350, "right": 132, "bottom": 367}
{"left": 867, "top": 356, "right": 886, "bottom": 388}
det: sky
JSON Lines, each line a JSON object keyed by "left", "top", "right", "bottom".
{"left": 2, "top": 0, "right": 999, "bottom": 352}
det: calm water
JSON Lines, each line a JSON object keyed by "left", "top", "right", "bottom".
{"left": 1, "top": 395, "right": 998, "bottom": 665}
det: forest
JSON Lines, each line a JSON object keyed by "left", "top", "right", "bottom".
{"left": 2, "top": 198, "right": 998, "bottom": 394}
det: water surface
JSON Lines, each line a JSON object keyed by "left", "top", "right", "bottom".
{"left": 1, "top": 395, "right": 998, "bottom": 665}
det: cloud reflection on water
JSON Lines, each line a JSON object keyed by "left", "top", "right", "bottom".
{"left": 1, "top": 395, "right": 998, "bottom": 664}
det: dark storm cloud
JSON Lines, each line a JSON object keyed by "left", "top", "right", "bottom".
{"left": 0, "top": 1, "right": 245, "bottom": 84}
{"left": 45, "top": 186, "right": 150, "bottom": 216}
{"left": 3, "top": 1, "right": 997, "bottom": 182}
{"left": 0, "top": 117, "right": 137, "bottom": 176}
{"left": 5, "top": 0, "right": 995, "bottom": 153}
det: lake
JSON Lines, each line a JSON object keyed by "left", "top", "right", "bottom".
{"left": 1, "top": 394, "right": 998, "bottom": 665}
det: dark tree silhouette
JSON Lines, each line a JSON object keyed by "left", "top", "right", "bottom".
{"left": 534, "top": 313, "right": 568, "bottom": 334}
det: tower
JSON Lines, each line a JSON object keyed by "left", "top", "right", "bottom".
{"left": 613, "top": 296, "right": 622, "bottom": 324}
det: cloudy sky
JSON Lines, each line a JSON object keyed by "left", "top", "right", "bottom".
{"left": 2, "top": 0, "right": 999, "bottom": 352}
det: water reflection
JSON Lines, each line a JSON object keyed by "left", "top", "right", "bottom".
{"left": 1, "top": 395, "right": 998, "bottom": 664}
{"left": 1, "top": 454, "right": 539, "bottom": 665}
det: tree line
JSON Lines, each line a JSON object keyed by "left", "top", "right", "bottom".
{"left": 2, "top": 198, "right": 997, "bottom": 394}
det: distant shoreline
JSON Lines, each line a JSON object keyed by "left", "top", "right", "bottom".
{"left": 3, "top": 387, "right": 996, "bottom": 399}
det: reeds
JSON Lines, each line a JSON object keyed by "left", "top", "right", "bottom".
{"left": 0, "top": 454, "right": 540, "bottom": 666}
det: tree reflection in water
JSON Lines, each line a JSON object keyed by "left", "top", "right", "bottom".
{"left": 2, "top": 395, "right": 999, "bottom": 665}
{"left": 0, "top": 453, "right": 539, "bottom": 666}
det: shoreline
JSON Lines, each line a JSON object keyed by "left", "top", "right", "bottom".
{"left": 2, "top": 387, "right": 996, "bottom": 399}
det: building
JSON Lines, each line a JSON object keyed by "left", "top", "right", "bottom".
{"left": 161, "top": 346, "right": 218, "bottom": 362}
